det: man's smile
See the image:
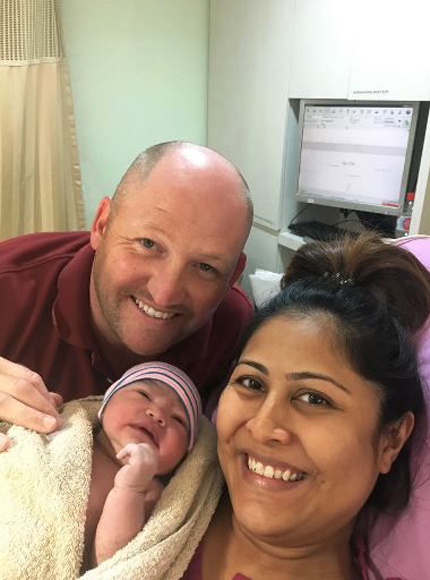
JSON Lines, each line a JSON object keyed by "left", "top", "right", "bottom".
{"left": 133, "top": 296, "right": 176, "bottom": 320}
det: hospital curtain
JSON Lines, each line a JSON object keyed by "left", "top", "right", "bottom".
{"left": 0, "top": 0, "right": 85, "bottom": 240}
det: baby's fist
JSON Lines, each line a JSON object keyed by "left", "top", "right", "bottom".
{"left": 114, "top": 442, "right": 158, "bottom": 492}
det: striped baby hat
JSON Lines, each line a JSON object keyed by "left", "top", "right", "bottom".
{"left": 98, "top": 362, "right": 202, "bottom": 450}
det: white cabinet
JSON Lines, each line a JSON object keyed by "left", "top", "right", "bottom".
{"left": 289, "top": 0, "right": 353, "bottom": 99}
{"left": 208, "top": 0, "right": 430, "bottom": 277}
{"left": 290, "top": 0, "right": 430, "bottom": 102}
{"left": 349, "top": 0, "right": 430, "bottom": 101}
{"left": 208, "top": 0, "right": 293, "bottom": 231}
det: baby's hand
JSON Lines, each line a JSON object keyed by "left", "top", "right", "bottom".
{"left": 0, "top": 432, "right": 10, "bottom": 452}
{"left": 114, "top": 442, "right": 159, "bottom": 493}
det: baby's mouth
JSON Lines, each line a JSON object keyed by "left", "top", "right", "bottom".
{"left": 133, "top": 425, "right": 159, "bottom": 447}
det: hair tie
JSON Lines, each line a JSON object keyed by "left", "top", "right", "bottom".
{"left": 323, "top": 271, "right": 354, "bottom": 286}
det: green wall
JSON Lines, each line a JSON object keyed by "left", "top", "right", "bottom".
{"left": 60, "top": 0, "right": 209, "bottom": 226}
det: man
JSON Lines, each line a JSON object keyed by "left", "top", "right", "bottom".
{"left": 0, "top": 141, "right": 253, "bottom": 446}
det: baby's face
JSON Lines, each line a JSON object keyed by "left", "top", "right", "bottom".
{"left": 102, "top": 380, "right": 190, "bottom": 474}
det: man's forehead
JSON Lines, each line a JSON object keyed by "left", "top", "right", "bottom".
{"left": 116, "top": 192, "right": 242, "bottom": 258}
{"left": 112, "top": 153, "right": 250, "bottom": 257}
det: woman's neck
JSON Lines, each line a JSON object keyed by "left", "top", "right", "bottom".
{"left": 203, "top": 494, "right": 360, "bottom": 580}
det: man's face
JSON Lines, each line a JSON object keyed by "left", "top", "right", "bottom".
{"left": 90, "top": 149, "right": 249, "bottom": 357}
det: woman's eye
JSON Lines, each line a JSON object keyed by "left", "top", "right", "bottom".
{"left": 139, "top": 238, "right": 155, "bottom": 249}
{"left": 236, "top": 377, "right": 264, "bottom": 391}
{"left": 296, "top": 392, "right": 330, "bottom": 407}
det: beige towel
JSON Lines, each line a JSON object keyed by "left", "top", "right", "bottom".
{"left": 0, "top": 398, "right": 224, "bottom": 580}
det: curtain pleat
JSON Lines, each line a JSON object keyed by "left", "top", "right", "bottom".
{"left": 0, "top": 0, "right": 85, "bottom": 239}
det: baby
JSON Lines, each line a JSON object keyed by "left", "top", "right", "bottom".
{"left": 83, "top": 361, "right": 202, "bottom": 571}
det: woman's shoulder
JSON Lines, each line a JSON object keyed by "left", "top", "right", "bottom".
{"left": 355, "top": 536, "right": 405, "bottom": 580}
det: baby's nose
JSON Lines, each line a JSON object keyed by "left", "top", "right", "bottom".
{"left": 146, "top": 407, "right": 166, "bottom": 427}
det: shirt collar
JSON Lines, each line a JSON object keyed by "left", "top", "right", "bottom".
{"left": 52, "top": 241, "right": 98, "bottom": 351}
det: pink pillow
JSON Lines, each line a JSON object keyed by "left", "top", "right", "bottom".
{"left": 369, "top": 236, "right": 430, "bottom": 580}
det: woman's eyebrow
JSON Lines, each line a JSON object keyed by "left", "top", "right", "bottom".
{"left": 286, "top": 371, "right": 350, "bottom": 394}
{"left": 237, "top": 360, "right": 268, "bottom": 374}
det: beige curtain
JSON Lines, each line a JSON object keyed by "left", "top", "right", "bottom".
{"left": 0, "top": 0, "right": 85, "bottom": 240}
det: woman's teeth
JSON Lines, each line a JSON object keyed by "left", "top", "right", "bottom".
{"left": 134, "top": 298, "right": 174, "bottom": 320}
{"left": 247, "top": 456, "right": 306, "bottom": 482}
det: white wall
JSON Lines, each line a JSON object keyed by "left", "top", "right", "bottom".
{"left": 60, "top": 0, "right": 209, "bottom": 226}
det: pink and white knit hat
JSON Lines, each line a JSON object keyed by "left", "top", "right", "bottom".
{"left": 98, "top": 362, "right": 202, "bottom": 450}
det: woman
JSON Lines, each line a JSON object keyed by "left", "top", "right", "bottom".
{"left": 182, "top": 233, "right": 430, "bottom": 580}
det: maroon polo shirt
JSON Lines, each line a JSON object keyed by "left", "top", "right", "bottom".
{"left": 0, "top": 232, "right": 253, "bottom": 404}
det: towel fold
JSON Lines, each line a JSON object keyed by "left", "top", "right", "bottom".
{"left": 0, "top": 397, "right": 223, "bottom": 580}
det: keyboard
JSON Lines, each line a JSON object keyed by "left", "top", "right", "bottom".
{"left": 288, "top": 221, "right": 353, "bottom": 241}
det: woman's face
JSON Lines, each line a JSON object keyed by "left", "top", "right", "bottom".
{"left": 217, "top": 314, "right": 399, "bottom": 547}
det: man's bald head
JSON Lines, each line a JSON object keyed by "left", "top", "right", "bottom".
{"left": 110, "top": 141, "right": 253, "bottom": 229}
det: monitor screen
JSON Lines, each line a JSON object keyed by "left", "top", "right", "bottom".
{"left": 296, "top": 101, "right": 419, "bottom": 216}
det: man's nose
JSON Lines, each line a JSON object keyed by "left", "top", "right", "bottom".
{"left": 146, "top": 406, "right": 166, "bottom": 427}
{"left": 146, "top": 260, "right": 186, "bottom": 308}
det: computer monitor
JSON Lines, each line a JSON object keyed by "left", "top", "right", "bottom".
{"left": 296, "top": 100, "right": 419, "bottom": 216}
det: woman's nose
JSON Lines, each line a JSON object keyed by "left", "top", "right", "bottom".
{"left": 146, "top": 407, "right": 166, "bottom": 427}
{"left": 246, "top": 404, "right": 293, "bottom": 445}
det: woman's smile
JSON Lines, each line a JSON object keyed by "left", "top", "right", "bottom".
{"left": 246, "top": 455, "right": 307, "bottom": 482}
{"left": 241, "top": 452, "right": 309, "bottom": 492}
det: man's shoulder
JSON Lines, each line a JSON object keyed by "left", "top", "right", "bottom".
{"left": 208, "top": 284, "right": 254, "bottom": 350}
{"left": 216, "top": 283, "right": 253, "bottom": 326}
{"left": 0, "top": 231, "right": 91, "bottom": 273}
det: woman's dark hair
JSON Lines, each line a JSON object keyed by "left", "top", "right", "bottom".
{"left": 241, "top": 232, "right": 430, "bottom": 516}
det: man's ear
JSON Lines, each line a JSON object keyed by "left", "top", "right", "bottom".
{"left": 90, "top": 197, "right": 112, "bottom": 250}
{"left": 378, "top": 412, "right": 415, "bottom": 474}
{"left": 229, "top": 252, "right": 247, "bottom": 286}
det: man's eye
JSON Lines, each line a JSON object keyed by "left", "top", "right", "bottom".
{"left": 296, "top": 392, "right": 331, "bottom": 407}
{"left": 198, "top": 262, "right": 215, "bottom": 273}
{"left": 139, "top": 238, "right": 155, "bottom": 249}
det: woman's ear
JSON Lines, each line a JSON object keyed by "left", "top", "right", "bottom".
{"left": 378, "top": 412, "right": 415, "bottom": 474}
